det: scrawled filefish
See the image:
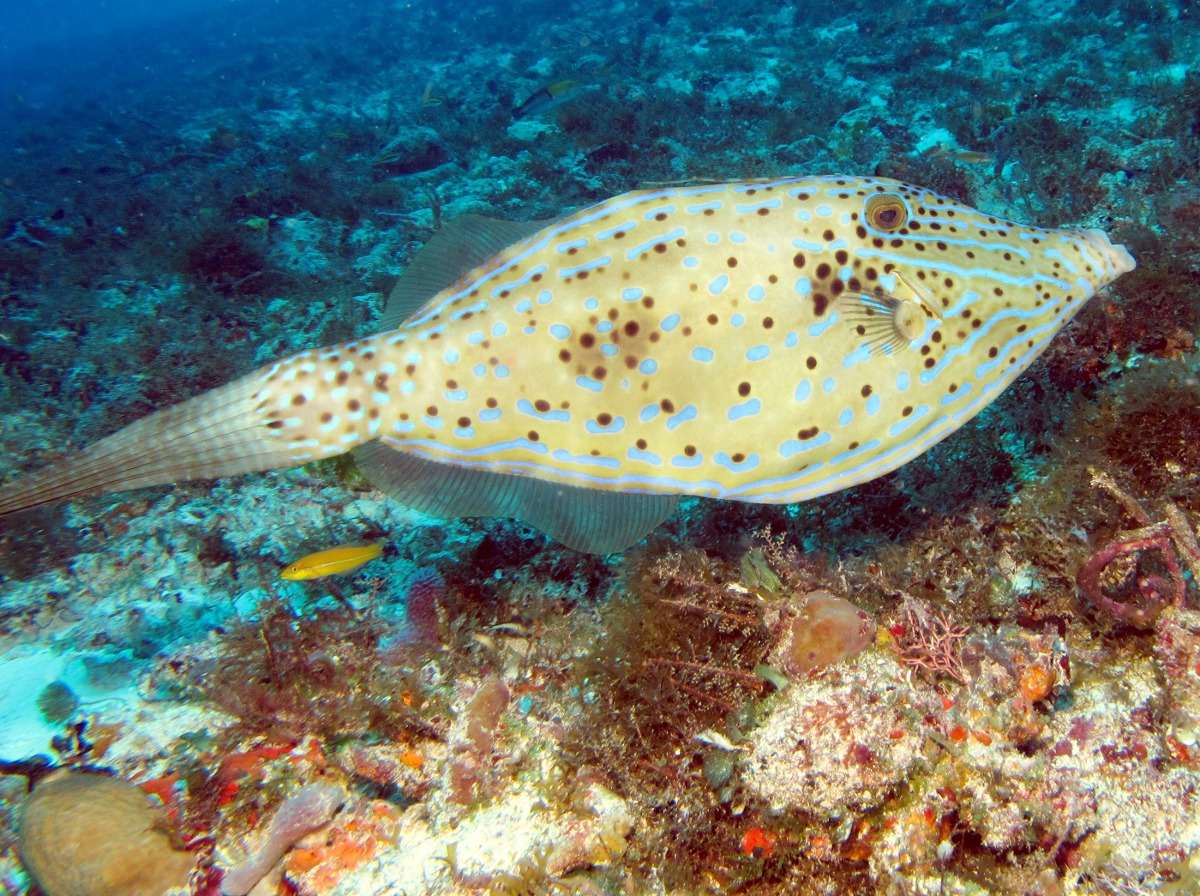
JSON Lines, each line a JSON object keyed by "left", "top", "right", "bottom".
{"left": 0, "top": 175, "right": 1135, "bottom": 552}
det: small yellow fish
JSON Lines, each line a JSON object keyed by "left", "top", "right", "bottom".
{"left": 280, "top": 542, "right": 384, "bottom": 580}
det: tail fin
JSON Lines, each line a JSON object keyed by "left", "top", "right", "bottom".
{"left": 0, "top": 370, "right": 303, "bottom": 517}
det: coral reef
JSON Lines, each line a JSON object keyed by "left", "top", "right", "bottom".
{"left": 1, "top": 0, "right": 1200, "bottom": 893}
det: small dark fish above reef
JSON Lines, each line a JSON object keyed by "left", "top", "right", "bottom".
{"left": 0, "top": 176, "right": 1135, "bottom": 553}
{"left": 512, "top": 79, "right": 583, "bottom": 119}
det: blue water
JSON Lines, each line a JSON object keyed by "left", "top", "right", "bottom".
{"left": 0, "top": 0, "right": 1197, "bottom": 892}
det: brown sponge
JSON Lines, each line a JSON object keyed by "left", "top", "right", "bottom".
{"left": 16, "top": 771, "right": 196, "bottom": 896}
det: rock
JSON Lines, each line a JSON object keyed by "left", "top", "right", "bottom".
{"left": 17, "top": 771, "right": 196, "bottom": 896}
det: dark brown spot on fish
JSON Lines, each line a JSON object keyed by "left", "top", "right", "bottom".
{"left": 797, "top": 426, "right": 819, "bottom": 440}
{"left": 597, "top": 412, "right": 613, "bottom": 426}
{"left": 738, "top": 381, "right": 751, "bottom": 396}
{"left": 684, "top": 444, "right": 697, "bottom": 457}
{"left": 535, "top": 399, "right": 550, "bottom": 412}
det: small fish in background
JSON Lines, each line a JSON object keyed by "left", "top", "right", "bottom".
{"left": 920, "top": 143, "right": 995, "bottom": 167}
{"left": 280, "top": 542, "right": 384, "bottom": 581}
{"left": 512, "top": 79, "right": 583, "bottom": 120}
{"left": 419, "top": 80, "right": 444, "bottom": 108}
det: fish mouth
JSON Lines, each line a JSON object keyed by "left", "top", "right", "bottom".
{"left": 1080, "top": 228, "right": 1137, "bottom": 277}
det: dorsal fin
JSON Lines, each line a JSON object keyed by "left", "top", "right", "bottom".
{"left": 353, "top": 441, "right": 677, "bottom": 554}
{"left": 380, "top": 215, "right": 550, "bottom": 330}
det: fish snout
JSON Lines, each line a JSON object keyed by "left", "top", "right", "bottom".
{"left": 1080, "top": 228, "right": 1137, "bottom": 279}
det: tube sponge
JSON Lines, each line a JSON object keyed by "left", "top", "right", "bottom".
{"left": 220, "top": 781, "right": 345, "bottom": 896}
{"left": 16, "top": 771, "right": 196, "bottom": 896}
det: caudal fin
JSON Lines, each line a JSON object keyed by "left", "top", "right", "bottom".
{"left": 0, "top": 371, "right": 303, "bottom": 517}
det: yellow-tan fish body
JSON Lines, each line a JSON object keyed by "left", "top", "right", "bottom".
{"left": 280, "top": 542, "right": 384, "bottom": 580}
{"left": 0, "top": 175, "right": 1135, "bottom": 551}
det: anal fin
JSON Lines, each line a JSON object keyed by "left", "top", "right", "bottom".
{"left": 353, "top": 441, "right": 676, "bottom": 554}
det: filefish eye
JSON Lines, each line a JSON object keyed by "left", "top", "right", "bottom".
{"left": 865, "top": 193, "right": 908, "bottom": 232}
